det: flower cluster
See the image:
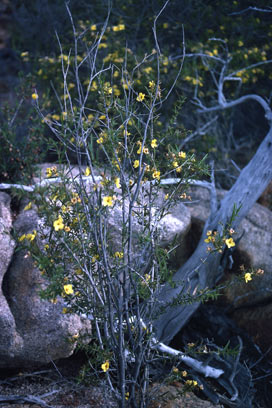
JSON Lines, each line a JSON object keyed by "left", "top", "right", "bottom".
{"left": 19, "top": 229, "right": 37, "bottom": 242}
{"left": 204, "top": 228, "right": 236, "bottom": 253}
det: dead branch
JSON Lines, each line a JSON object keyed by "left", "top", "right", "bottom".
{"left": 153, "top": 90, "right": 272, "bottom": 343}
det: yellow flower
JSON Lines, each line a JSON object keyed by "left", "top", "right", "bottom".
{"left": 25, "top": 230, "right": 37, "bottom": 241}
{"left": 145, "top": 164, "right": 150, "bottom": 172}
{"left": 178, "top": 151, "right": 186, "bottom": 158}
{"left": 113, "top": 24, "right": 125, "bottom": 32}
{"left": 136, "top": 92, "right": 145, "bottom": 102}
{"left": 101, "top": 360, "right": 110, "bottom": 372}
{"left": 23, "top": 202, "right": 32, "bottom": 211}
{"left": 114, "top": 87, "right": 121, "bottom": 96}
{"left": 152, "top": 170, "right": 160, "bottom": 180}
{"left": 53, "top": 215, "right": 64, "bottom": 231}
{"left": 143, "top": 67, "right": 153, "bottom": 74}
{"left": 31, "top": 93, "right": 38, "bottom": 100}
{"left": 172, "top": 161, "right": 179, "bottom": 168}
{"left": 59, "top": 54, "right": 68, "bottom": 62}
{"left": 164, "top": 193, "right": 169, "bottom": 200}
{"left": 163, "top": 22, "right": 168, "bottom": 29}
{"left": 181, "top": 370, "right": 187, "bottom": 377}
{"left": 64, "top": 226, "right": 71, "bottom": 232}
{"left": 144, "top": 274, "right": 151, "bottom": 282}
{"left": 98, "top": 43, "right": 108, "bottom": 49}
{"left": 114, "top": 177, "right": 121, "bottom": 188}
{"left": 85, "top": 167, "right": 91, "bottom": 176}
{"left": 149, "top": 80, "right": 155, "bottom": 89}
{"left": 52, "top": 114, "right": 60, "bottom": 121}
{"left": 172, "top": 367, "right": 179, "bottom": 373}
{"left": 137, "top": 141, "right": 142, "bottom": 154}
{"left": 62, "top": 111, "right": 67, "bottom": 119}
{"left": 125, "top": 392, "right": 129, "bottom": 400}
{"left": 63, "top": 284, "right": 74, "bottom": 295}
{"left": 123, "top": 129, "right": 131, "bottom": 137}
{"left": 206, "top": 230, "right": 212, "bottom": 236}
{"left": 113, "top": 160, "right": 120, "bottom": 170}
{"left": 225, "top": 237, "right": 235, "bottom": 248}
{"left": 133, "top": 160, "right": 140, "bottom": 168}
{"left": 151, "top": 139, "right": 158, "bottom": 148}
{"left": 18, "top": 234, "right": 26, "bottom": 242}
{"left": 90, "top": 24, "right": 97, "bottom": 31}
{"left": 114, "top": 251, "right": 124, "bottom": 258}
{"left": 46, "top": 166, "right": 58, "bottom": 178}
{"left": 244, "top": 272, "right": 252, "bottom": 283}
{"left": 102, "top": 196, "right": 114, "bottom": 207}
{"left": 104, "top": 83, "right": 112, "bottom": 95}
{"left": 92, "top": 255, "right": 99, "bottom": 263}
{"left": 97, "top": 137, "right": 104, "bottom": 144}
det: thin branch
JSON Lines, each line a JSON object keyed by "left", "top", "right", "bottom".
{"left": 129, "top": 317, "right": 224, "bottom": 378}
{"left": 197, "top": 93, "right": 272, "bottom": 122}
{"left": 209, "top": 161, "right": 217, "bottom": 215}
{"left": 229, "top": 6, "right": 272, "bottom": 15}
{"left": 179, "top": 116, "right": 218, "bottom": 149}
{"left": 9, "top": 98, "right": 24, "bottom": 128}
{"left": 153, "top": 340, "right": 224, "bottom": 378}
{"left": 228, "top": 59, "right": 272, "bottom": 78}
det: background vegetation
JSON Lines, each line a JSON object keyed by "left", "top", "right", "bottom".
{"left": 1, "top": 0, "right": 271, "bottom": 187}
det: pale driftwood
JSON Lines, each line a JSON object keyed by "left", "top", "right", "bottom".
{"left": 153, "top": 95, "right": 272, "bottom": 343}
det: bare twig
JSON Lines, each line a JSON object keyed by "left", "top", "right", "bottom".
{"left": 229, "top": 6, "right": 272, "bottom": 15}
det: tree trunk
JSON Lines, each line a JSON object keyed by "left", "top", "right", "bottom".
{"left": 153, "top": 125, "right": 272, "bottom": 344}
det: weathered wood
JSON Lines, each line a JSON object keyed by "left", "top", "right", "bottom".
{"left": 153, "top": 125, "right": 272, "bottom": 344}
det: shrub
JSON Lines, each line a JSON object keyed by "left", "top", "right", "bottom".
{"left": 16, "top": 5, "right": 211, "bottom": 406}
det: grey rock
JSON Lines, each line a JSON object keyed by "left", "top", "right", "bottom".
{"left": 0, "top": 192, "right": 23, "bottom": 360}
{"left": 0, "top": 202, "right": 91, "bottom": 368}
